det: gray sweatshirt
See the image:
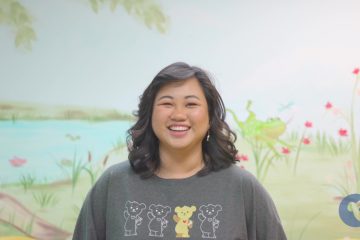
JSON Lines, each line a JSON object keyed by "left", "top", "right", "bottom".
{"left": 73, "top": 161, "right": 287, "bottom": 240}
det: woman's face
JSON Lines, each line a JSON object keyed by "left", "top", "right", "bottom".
{"left": 151, "top": 77, "right": 210, "bottom": 152}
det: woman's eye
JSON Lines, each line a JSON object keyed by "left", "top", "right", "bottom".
{"left": 160, "top": 102, "right": 172, "bottom": 106}
{"left": 186, "top": 103, "right": 198, "bottom": 107}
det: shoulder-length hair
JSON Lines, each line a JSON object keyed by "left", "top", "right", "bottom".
{"left": 127, "top": 62, "right": 238, "bottom": 178}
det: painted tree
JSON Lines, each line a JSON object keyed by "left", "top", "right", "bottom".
{"left": 0, "top": 0, "right": 168, "bottom": 50}
{"left": 0, "top": 0, "right": 35, "bottom": 50}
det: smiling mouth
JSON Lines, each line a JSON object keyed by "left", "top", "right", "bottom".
{"left": 168, "top": 125, "right": 191, "bottom": 131}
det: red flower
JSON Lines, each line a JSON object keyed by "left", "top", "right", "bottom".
{"left": 9, "top": 156, "right": 27, "bottom": 167}
{"left": 353, "top": 68, "right": 360, "bottom": 75}
{"left": 303, "top": 138, "right": 311, "bottom": 145}
{"left": 325, "top": 102, "right": 333, "bottom": 109}
{"left": 304, "top": 121, "right": 313, "bottom": 128}
{"left": 240, "top": 154, "right": 249, "bottom": 161}
{"left": 338, "top": 128, "right": 348, "bottom": 137}
{"left": 281, "top": 147, "right": 290, "bottom": 154}
{"left": 235, "top": 154, "right": 249, "bottom": 162}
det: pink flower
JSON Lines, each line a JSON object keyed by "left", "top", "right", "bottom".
{"left": 9, "top": 156, "right": 27, "bottom": 167}
{"left": 303, "top": 138, "right": 311, "bottom": 145}
{"left": 304, "top": 121, "right": 313, "bottom": 128}
{"left": 353, "top": 68, "right": 360, "bottom": 75}
{"left": 339, "top": 128, "right": 348, "bottom": 137}
{"left": 325, "top": 102, "right": 333, "bottom": 109}
{"left": 239, "top": 165, "right": 245, "bottom": 169}
{"left": 281, "top": 147, "right": 290, "bottom": 154}
{"left": 235, "top": 154, "right": 249, "bottom": 161}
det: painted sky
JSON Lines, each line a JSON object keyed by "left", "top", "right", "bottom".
{"left": 1, "top": 0, "right": 360, "bottom": 131}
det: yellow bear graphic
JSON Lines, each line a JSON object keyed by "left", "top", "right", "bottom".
{"left": 173, "top": 205, "right": 196, "bottom": 238}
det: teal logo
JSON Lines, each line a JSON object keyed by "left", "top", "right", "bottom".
{"left": 339, "top": 194, "right": 360, "bottom": 227}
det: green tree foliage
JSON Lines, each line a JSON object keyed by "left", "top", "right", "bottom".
{"left": 0, "top": 0, "right": 36, "bottom": 50}
{"left": 0, "top": 0, "right": 168, "bottom": 50}
{"left": 90, "top": 0, "right": 168, "bottom": 33}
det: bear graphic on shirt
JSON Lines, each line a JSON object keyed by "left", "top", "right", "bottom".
{"left": 147, "top": 204, "right": 171, "bottom": 237}
{"left": 173, "top": 205, "right": 197, "bottom": 238}
{"left": 124, "top": 201, "right": 146, "bottom": 236}
{"left": 198, "top": 204, "right": 222, "bottom": 238}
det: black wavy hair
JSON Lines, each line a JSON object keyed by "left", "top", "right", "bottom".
{"left": 127, "top": 62, "right": 238, "bottom": 178}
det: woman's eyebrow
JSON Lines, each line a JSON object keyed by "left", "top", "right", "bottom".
{"left": 157, "top": 95, "right": 200, "bottom": 101}
{"left": 157, "top": 95, "right": 173, "bottom": 101}
{"left": 185, "top": 95, "right": 200, "bottom": 100}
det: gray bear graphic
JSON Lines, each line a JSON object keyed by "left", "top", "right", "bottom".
{"left": 147, "top": 204, "right": 171, "bottom": 237}
{"left": 124, "top": 200, "right": 146, "bottom": 236}
{"left": 198, "top": 204, "right": 222, "bottom": 238}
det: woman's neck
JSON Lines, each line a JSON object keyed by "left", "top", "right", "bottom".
{"left": 156, "top": 145, "right": 204, "bottom": 179}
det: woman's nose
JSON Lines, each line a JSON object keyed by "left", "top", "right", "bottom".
{"left": 170, "top": 107, "right": 186, "bottom": 121}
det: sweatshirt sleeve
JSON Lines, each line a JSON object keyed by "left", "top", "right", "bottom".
{"left": 72, "top": 167, "right": 111, "bottom": 240}
{"left": 241, "top": 170, "right": 287, "bottom": 240}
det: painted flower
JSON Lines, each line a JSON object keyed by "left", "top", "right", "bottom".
{"left": 353, "top": 68, "right": 360, "bottom": 75}
{"left": 325, "top": 102, "right": 333, "bottom": 109}
{"left": 235, "top": 154, "right": 249, "bottom": 162}
{"left": 281, "top": 147, "right": 290, "bottom": 154}
{"left": 304, "top": 121, "right": 313, "bottom": 128}
{"left": 9, "top": 156, "right": 27, "bottom": 167}
{"left": 240, "top": 154, "right": 249, "bottom": 161}
{"left": 339, "top": 128, "right": 348, "bottom": 137}
{"left": 303, "top": 138, "right": 311, "bottom": 145}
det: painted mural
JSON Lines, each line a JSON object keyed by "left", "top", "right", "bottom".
{"left": 1, "top": 0, "right": 360, "bottom": 239}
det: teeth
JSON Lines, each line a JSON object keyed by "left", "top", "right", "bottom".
{"left": 169, "top": 126, "right": 189, "bottom": 131}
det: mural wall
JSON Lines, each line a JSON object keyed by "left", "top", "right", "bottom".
{"left": 1, "top": 0, "right": 360, "bottom": 239}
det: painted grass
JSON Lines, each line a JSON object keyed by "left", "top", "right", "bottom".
{"left": 1, "top": 148, "right": 359, "bottom": 239}
{"left": 236, "top": 139, "right": 359, "bottom": 239}
{"left": 19, "top": 174, "right": 36, "bottom": 192}
{"left": 0, "top": 101, "right": 134, "bottom": 121}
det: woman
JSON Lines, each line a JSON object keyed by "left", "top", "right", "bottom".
{"left": 73, "top": 62, "right": 287, "bottom": 239}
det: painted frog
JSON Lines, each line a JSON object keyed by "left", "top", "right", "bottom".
{"left": 227, "top": 100, "right": 289, "bottom": 154}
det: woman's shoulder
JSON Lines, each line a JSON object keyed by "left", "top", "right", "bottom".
{"left": 105, "top": 160, "right": 132, "bottom": 174}
{"left": 224, "top": 165, "right": 275, "bottom": 202}
{"left": 96, "top": 160, "right": 133, "bottom": 183}
{"left": 220, "top": 164, "right": 258, "bottom": 182}
{"left": 217, "top": 164, "right": 265, "bottom": 192}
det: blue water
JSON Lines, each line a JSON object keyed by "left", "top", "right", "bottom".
{"left": 0, "top": 120, "right": 133, "bottom": 184}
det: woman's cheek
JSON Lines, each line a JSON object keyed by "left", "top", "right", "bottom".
{"left": 190, "top": 109, "right": 209, "bottom": 120}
